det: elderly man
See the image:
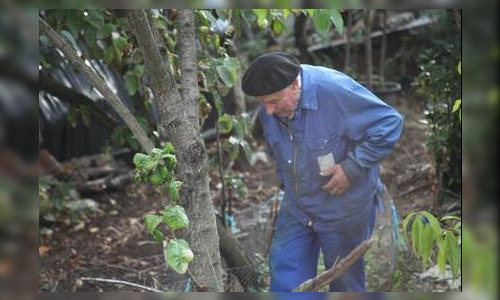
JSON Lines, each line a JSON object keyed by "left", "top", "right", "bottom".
{"left": 242, "top": 52, "right": 403, "bottom": 292}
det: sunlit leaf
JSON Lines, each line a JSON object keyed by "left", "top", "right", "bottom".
{"left": 165, "top": 239, "right": 193, "bottom": 274}
{"left": 163, "top": 205, "right": 189, "bottom": 230}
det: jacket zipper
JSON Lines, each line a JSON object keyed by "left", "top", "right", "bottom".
{"left": 286, "top": 120, "right": 300, "bottom": 196}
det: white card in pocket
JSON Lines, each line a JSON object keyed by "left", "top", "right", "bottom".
{"left": 317, "top": 153, "right": 335, "bottom": 173}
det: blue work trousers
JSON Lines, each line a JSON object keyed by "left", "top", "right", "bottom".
{"left": 269, "top": 204, "right": 376, "bottom": 292}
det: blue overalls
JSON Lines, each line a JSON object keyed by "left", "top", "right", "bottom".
{"left": 261, "top": 65, "right": 403, "bottom": 292}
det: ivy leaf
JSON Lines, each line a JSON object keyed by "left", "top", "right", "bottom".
{"left": 144, "top": 215, "right": 164, "bottom": 243}
{"left": 216, "top": 65, "right": 236, "bottom": 87}
{"left": 124, "top": 71, "right": 139, "bottom": 96}
{"left": 163, "top": 142, "right": 175, "bottom": 155}
{"left": 65, "top": 11, "right": 83, "bottom": 38}
{"left": 271, "top": 19, "right": 285, "bottom": 36}
{"left": 85, "top": 9, "right": 105, "bottom": 29}
{"left": 103, "top": 46, "right": 115, "bottom": 65}
{"left": 253, "top": 9, "right": 268, "bottom": 27}
{"left": 165, "top": 239, "right": 194, "bottom": 274}
{"left": 97, "top": 23, "right": 116, "bottom": 40}
{"left": 133, "top": 153, "right": 158, "bottom": 172}
{"left": 218, "top": 114, "right": 233, "bottom": 134}
{"left": 329, "top": 9, "right": 344, "bottom": 36}
{"left": 452, "top": 99, "right": 461, "bottom": 113}
{"left": 112, "top": 34, "right": 128, "bottom": 52}
{"left": 163, "top": 205, "right": 189, "bottom": 230}
{"left": 313, "top": 10, "right": 331, "bottom": 38}
{"left": 239, "top": 140, "right": 253, "bottom": 164}
{"left": 167, "top": 181, "right": 182, "bottom": 202}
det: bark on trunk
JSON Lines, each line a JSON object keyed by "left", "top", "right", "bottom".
{"left": 127, "top": 9, "right": 223, "bottom": 291}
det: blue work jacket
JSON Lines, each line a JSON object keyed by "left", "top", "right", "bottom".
{"left": 260, "top": 65, "right": 403, "bottom": 233}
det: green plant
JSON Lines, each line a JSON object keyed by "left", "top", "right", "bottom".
{"left": 133, "top": 142, "right": 193, "bottom": 275}
{"left": 403, "top": 211, "right": 461, "bottom": 280}
{"left": 416, "top": 11, "right": 461, "bottom": 199}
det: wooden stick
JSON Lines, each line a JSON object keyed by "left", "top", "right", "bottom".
{"left": 80, "top": 277, "right": 165, "bottom": 292}
{"left": 293, "top": 239, "right": 373, "bottom": 292}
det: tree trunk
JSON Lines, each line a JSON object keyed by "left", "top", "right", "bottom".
{"left": 364, "top": 9, "right": 374, "bottom": 90}
{"left": 344, "top": 10, "right": 353, "bottom": 72}
{"left": 294, "top": 12, "right": 311, "bottom": 63}
{"left": 127, "top": 9, "right": 223, "bottom": 291}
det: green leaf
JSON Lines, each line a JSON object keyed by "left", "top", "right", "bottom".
{"left": 134, "top": 171, "right": 142, "bottom": 184}
{"left": 329, "top": 9, "right": 344, "bottom": 36}
{"left": 165, "top": 239, "right": 193, "bottom": 274}
{"left": 133, "top": 64, "right": 145, "bottom": 77}
{"left": 65, "top": 11, "right": 83, "bottom": 38}
{"left": 150, "top": 168, "right": 165, "bottom": 185}
{"left": 144, "top": 214, "right": 164, "bottom": 243}
{"left": 112, "top": 35, "right": 128, "bottom": 52}
{"left": 233, "top": 119, "right": 245, "bottom": 139}
{"left": 167, "top": 181, "right": 182, "bottom": 202}
{"left": 103, "top": 46, "right": 115, "bottom": 65}
{"left": 253, "top": 9, "right": 268, "bottom": 27}
{"left": 216, "top": 65, "right": 236, "bottom": 87}
{"left": 421, "top": 211, "right": 443, "bottom": 243}
{"left": 437, "top": 241, "right": 447, "bottom": 274}
{"left": 218, "top": 114, "right": 233, "bottom": 134}
{"left": 411, "top": 216, "right": 422, "bottom": 255}
{"left": 85, "top": 9, "right": 105, "bottom": 28}
{"left": 313, "top": 10, "right": 331, "bottom": 38}
{"left": 83, "top": 25, "right": 98, "bottom": 49}
{"left": 133, "top": 153, "right": 158, "bottom": 172}
{"left": 283, "top": 9, "right": 290, "bottom": 20}
{"left": 441, "top": 216, "right": 461, "bottom": 222}
{"left": 445, "top": 230, "right": 461, "bottom": 279}
{"left": 403, "top": 212, "right": 416, "bottom": 243}
{"left": 239, "top": 140, "right": 253, "bottom": 164}
{"left": 271, "top": 19, "right": 285, "bottom": 36}
{"left": 458, "top": 61, "right": 461, "bottom": 75}
{"left": 97, "top": 23, "right": 115, "bottom": 40}
{"left": 162, "top": 153, "right": 177, "bottom": 170}
{"left": 421, "top": 224, "right": 434, "bottom": 267}
{"left": 163, "top": 142, "right": 175, "bottom": 155}
{"left": 452, "top": 99, "right": 461, "bottom": 113}
{"left": 163, "top": 205, "right": 189, "bottom": 230}
{"left": 124, "top": 71, "right": 139, "bottom": 96}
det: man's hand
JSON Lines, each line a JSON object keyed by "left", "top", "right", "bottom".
{"left": 320, "top": 164, "right": 351, "bottom": 196}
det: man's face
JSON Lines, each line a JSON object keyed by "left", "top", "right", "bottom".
{"left": 258, "top": 81, "right": 300, "bottom": 118}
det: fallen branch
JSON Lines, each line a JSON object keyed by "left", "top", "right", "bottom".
{"left": 80, "top": 277, "right": 164, "bottom": 292}
{"left": 293, "top": 239, "right": 373, "bottom": 292}
{"left": 397, "top": 182, "right": 431, "bottom": 198}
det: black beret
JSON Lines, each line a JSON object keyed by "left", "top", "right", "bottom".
{"left": 242, "top": 52, "right": 301, "bottom": 96}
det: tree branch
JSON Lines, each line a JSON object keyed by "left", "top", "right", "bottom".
{"left": 39, "top": 17, "right": 154, "bottom": 153}
{"left": 293, "top": 239, "right": 373, "bottom": 292}
{"left": 80, "top": 277, "right": 165, "bottom": 292}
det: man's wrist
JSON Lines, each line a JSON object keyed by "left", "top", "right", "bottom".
{"left": 340, "top": 156, "right": 368, "bottom": 184}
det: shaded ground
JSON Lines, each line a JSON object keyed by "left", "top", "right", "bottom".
{"left": 39, "top": 92, "right": 458, "bottom": 292}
